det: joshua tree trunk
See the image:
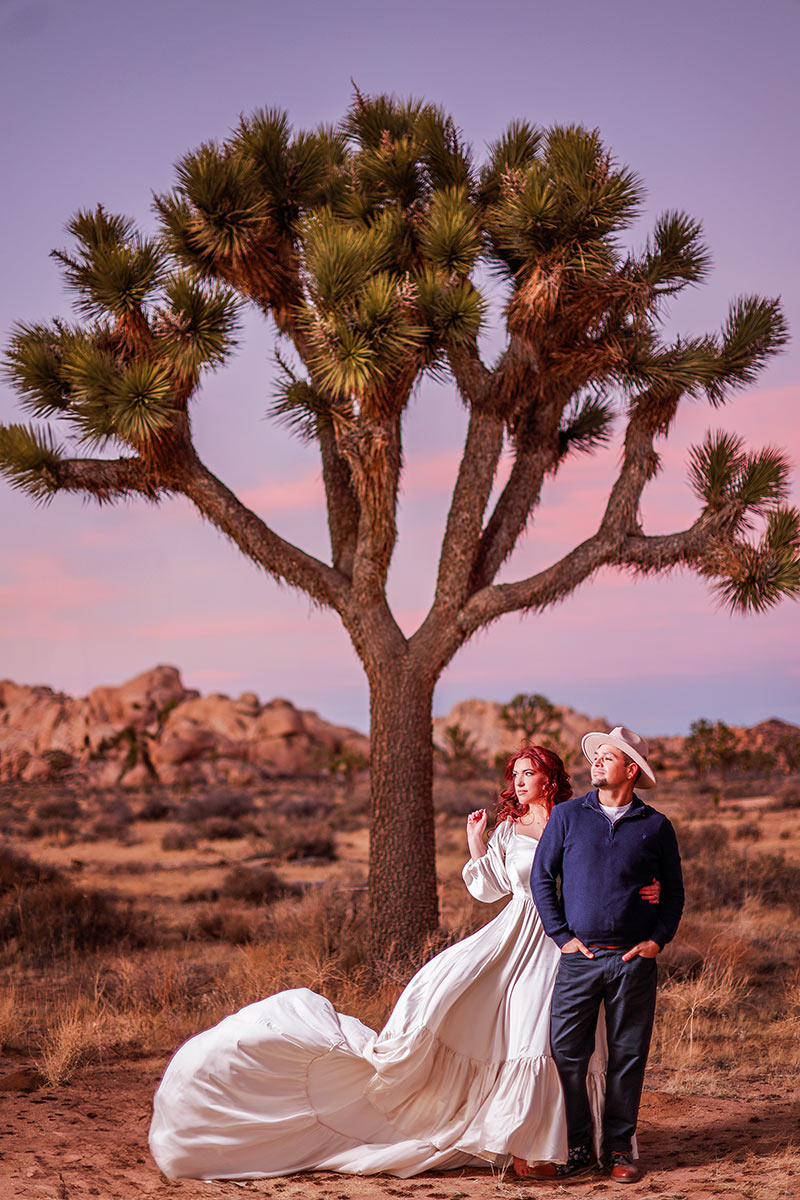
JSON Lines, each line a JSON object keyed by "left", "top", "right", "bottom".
{"left": 366, "top": 661, "right": 438, "bottom": 959}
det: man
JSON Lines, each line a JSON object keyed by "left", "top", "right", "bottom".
{"left": 530, "top": 726, "right": 684, "bottom": 1183}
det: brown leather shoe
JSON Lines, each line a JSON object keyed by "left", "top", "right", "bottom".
{"left": 607, "top": 1151, "right": 641, "bottom": 1182}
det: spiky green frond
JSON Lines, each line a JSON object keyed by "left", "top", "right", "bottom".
{"left": 479, "top": 120, "right": 542, "bottom": 205}
{"left": 486, "top": 126, "right": 643, "bottom": 281}
{"left": 710, "top": 505, "right": 800, "bottom": 613}
{"left": 628, "top": 335, "right": 722, "bottom": 399}
{"left": 638, "top": 211, "right": 711, "bottom": 294}
{"left": 415, "top": 271, "right": 486, "bottom": 347}
{"left": 414, "top": 106, "right": 473, "bottom": 191}
{"left": 689, "top": 432, "right": 791, "bottom": 533}
{"left": 545, "top": 125, "right": 643, "bottom": 234}
{"left": 301, "top": 209, "right": 398, "bottom": 308}
{"left": 736, "top": 445, "right": 791, "bottom": 512}
{"left": 155, "top": 273, "right": 240, "bottom": 379}
{"left": 105, "top": 360, "right": 174, "bottom": 442}
{"left": 269, "top": 357, "right": 331, "bottom": 442}
{"left": 66, "top": 207, "right": 137, "bottom": 253}
{"left": 154, "top": 190, "right": 218, "bottom": 277}
{"left": 709, "top": 295, "right": 790, "bottom": 402}
{"left": 51, "top": 206, "right": 164, "bottom": 320}
{"left": 233, "top": 109, "right": 347, "bottom": 231}
{"left": 172, "top": 143, "right": 269, "bottom": 262}
{"left": 419, "top": 187, "right": 482, "bottom": 275}
{"left": 343, "top": 90, "right": 423, "bottom": 150}
{"left": 558, "top": 392, "right": 616, "bottom": 456}
{"left": 688, "top": 430, "right": 745, "bottom": 508}
{"left": 4, "top": 321, "right": 75, "bottom": 416}
{"left": 0, "top": 422, "right": 64, "bottom": 500}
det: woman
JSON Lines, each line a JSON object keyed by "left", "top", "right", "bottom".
{"left": 150, "top": 746, "right": 659, "bottom": 1180}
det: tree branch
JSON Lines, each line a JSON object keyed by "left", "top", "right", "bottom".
{"left": 458, "top": 515, "right": 721, "bottom": 638}
{"left": 54, "top": 456, "right": 160, "bottom": 501}
{"left": 173, "top": 450, "right": 350, "bottom": 611}
{"left": 318, "top": 419, "right": 360, "bottom": 577}
{"left": 432, "top": 404, "right": 505, "bottom": 606}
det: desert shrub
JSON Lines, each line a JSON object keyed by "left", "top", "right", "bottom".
{"left": 264, "top": 882, "right": 369, "bottom": 970}
{"left": 137, "top": 794, "right": 174, "bottom": 820}
{"left": 181, "top": 886, "right": 219, "bottom": 903}
{"left": 161, "top": 826, "right": 198, "bottom": 851}
{"left": 198, "top": 816, "right": 252, "bottom": 840}
{"left": 683, "top": 845, "right": 800, "bottom": 910}
{"left": 275, "top": 794, "right": 332, "bottom": 820}
{"left": 674, "top": 821, "right": 729, "bottom": 858}
{"left": 733, "top": 822, "right": 762, "bottom": 842}
{"left": 179, "top": 790, "right": 254, "bottom": 824}
{"left": 42, "top": 749, "right": 74, "bottom": 773}
{"left": 220, "top": 865, "right": 298, "bottom": 906}
{"left": 0, "top": 845, "right": 58, "bottom": 891}
{"left": 84, "top": 816, "right": 136, "bottom": 844}
{"left": 183, "top": 906, "right": 258, "bottom": 944}
{"left": 35, "top": 795, "right": 80, "bottom": 821}
{"left": 268, "top": 818, "right": 337, "bottom": 861}
{"left": 769, "top": 783, "right": 800, "bottom": 811}
{"left": 0, "top": 853, "right": 155, "bottom": 962}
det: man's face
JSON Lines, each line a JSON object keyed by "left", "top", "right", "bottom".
{"left": 590, "top": 743, "right": 634, "bottom": 789}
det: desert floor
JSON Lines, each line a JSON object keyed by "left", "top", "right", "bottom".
{"left": 2, "top": 773, "right": 799, "bottom": 1200}
{"left": 2, "top": 1059, "right": 798, "bottom": 1200}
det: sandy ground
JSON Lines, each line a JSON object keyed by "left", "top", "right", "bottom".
{"left": 1, "top": 1059, "right": 797, "bottom": 1200}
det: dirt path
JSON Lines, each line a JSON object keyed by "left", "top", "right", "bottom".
{"left": 1, "top": 1060, "right": 797, "bottom": 1200}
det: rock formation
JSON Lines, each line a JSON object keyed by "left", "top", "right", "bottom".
{"left": 433, "top": 697, "right": 610, "bottom": 762}
{"left": 0, "top": 666, "right": 368, "bottom": 787}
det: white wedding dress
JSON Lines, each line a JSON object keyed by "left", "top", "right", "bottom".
{"left": 149, "top": 821, "right": 606, "bottom": 1179}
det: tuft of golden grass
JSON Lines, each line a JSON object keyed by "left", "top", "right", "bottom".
{"left": 35, "top": 1001, "right": 107, "bottom": 1086}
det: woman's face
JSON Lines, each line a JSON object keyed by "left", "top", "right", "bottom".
{"left": 511, "top": 757, "right": 546, "bottom": 805}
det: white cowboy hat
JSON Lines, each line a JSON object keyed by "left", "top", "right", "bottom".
{"left": 581, "top": 726, "right": 657, "bottom": 789}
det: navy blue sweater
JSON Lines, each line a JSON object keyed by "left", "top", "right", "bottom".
{"left": 531, "top": 791, "right": 684, "bottom": 950}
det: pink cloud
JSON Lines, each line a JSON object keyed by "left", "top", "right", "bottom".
{"left": 131, "top": 610, "right": 341, "bottom": 640}
{"left": 241, "top": 472, "right": 324, "bottom": 513}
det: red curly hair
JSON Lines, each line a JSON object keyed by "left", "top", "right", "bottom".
{"left": 495, "top": 744, "right": 572, "bottom": 825}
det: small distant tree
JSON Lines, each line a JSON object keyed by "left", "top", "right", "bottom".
{"left": 687, "top": 718, "right": 744, "bottom": 781}
{"left": 500, "top": 692, "right": 568, "bottom": 760}
{"left": 438, "top": 723, "right": 484, "bottom": 781}
{"left": 327, "top": 745, "right": 369, "bottom": 797}
{"left": 2, "top": 93, "right": 798, "bottom": 958}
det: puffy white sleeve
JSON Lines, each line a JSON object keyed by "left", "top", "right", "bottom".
{"left": 461, "top": 821, "right": 512, "bottom": 903}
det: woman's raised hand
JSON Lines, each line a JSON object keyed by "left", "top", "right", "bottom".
{"left": 466, "top": 809, "right": 487, "bottom": 836}
{"left": 466, "top": 808, "right": 488, "bottom": 858}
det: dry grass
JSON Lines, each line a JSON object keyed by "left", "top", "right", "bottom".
{"left": 35, "top": 1000, "right": 106, "bottom": 1086}
{"left": 2, "top": 773, "right": 800, "bottom": 1105}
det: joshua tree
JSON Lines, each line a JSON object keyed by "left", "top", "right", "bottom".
{"left": 500, "top": 692, "right": 565, "bottom": 755}
{"left": 2, "top": 94, "right": 798, "bottom": 958}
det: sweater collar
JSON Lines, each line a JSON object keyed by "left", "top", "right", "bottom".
{"left": 580, "top": 789, "right": 648, "bottom": 816}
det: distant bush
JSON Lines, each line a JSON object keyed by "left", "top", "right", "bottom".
{"left": 35, "top": 795, "right": 80, "bottom": 821}
{"left": 220, "top": 864, "right": 298, "bottom": 906}
{"left": 0, "top": 846, "right": 154, "bottom": 962}
{"left": 179, "top": 791, "right": 254, "bottom": 824}
{"left": 733, "top": 822, "right": 762, "bottom": 842}
{"left": 183, "top": 906, "right": 257, "bottom": 944}
{"left": 199, "top": 816, "right": 251, "bottom": 841}
{"left": 678, "top": 822, "right": 800, "bottom": 909}
{"left": 268, "top": 819, "right": 337, "bottom": 861}
{"left": 161, "top": 826, "right": 198, "bottom": 852}
{"left": 137, "top": 795, "right": 174, "bottom": 821}
{"left": 275, "top": 795, "right": 332, "bottom": 821}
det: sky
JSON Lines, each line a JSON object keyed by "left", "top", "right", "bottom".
{"left": 0, "top": 0, "right": 798, "bottom": 736}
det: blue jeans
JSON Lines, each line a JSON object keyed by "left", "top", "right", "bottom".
{"left": 550, "top": 948, "right": 657, "bottom": 1155}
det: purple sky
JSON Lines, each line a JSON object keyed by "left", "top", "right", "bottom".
{"left": 1, "top": 0, "right": 798, "bottom": 734}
